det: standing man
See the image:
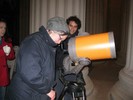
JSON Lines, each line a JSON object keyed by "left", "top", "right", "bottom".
{"left": 7, "top": 16, "right": 69, "bottom": 100}
{"left": 62, "top": 16, "right": 81, "bottom": 52}
{"left": 55, "top": 16, "right": 82, "bottom": 69}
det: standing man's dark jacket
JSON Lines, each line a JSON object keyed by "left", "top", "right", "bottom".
{"left": 7, "top": 26, "right": 57, "bottom": 100}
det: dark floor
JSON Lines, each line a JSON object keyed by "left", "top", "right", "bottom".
{"left": 89, "top": 60, "right": 123, "bottom": 100}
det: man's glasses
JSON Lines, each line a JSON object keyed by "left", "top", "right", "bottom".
{"left": 54, "top": 31, "right": 68, "bottom": 41}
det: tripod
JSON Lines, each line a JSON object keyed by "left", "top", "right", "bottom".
{"left": 58, "top": 72, "right": 86, "bottom": 100}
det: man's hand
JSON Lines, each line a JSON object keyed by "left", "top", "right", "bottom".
{"left": 77, "top": 58, "right": 91, "bottom": 66}
{"left": 47, "top": 89, "right": 56, "bottom": 100}
{"left": 63, "top": 56, "right": 91, "bottom": 74}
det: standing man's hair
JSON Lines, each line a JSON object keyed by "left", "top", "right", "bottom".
{"left": 66, "top": 16, "right": 81, "bottom": 29}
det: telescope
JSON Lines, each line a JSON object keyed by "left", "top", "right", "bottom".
{"left": 68, "top": 32, "right": 116, "bottom": 61}
{"left": 58, "top": 32, "right": 116, "bottom": 100}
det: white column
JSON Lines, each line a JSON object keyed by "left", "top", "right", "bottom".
{"left": 109, "top": 1, "right": 133, "bottom": 100}
{"left": 40, "top": 0, "right": 48, "bottom": 27}
{"left": 56, "top": 0, "right": 65, "bottom": 17}
{"left": 29, "top": 0, "right": 86, "bottom": 33}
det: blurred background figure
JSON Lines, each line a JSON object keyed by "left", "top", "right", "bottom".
{"left": 0, "top": 18, "right": 15, "bottom": 100}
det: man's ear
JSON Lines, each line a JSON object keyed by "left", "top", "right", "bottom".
{"left": 47, "top": 30, "right": 53, "bottom": 35}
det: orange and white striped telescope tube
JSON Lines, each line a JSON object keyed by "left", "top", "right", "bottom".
{"left": 68, "top": 32, "right": 116, "bottom": 61}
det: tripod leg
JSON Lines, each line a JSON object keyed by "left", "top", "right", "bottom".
{"left": 76, "top": 89, "right": 86, "bottom": 100}
{"left": 82, "top": 89, "right": 86, "bottom": 100}
{"left": 72, "top": 92, "right": 76, "bottom": 100}
{"left": 58, "top": 86, "right": 68, "bottom": 100}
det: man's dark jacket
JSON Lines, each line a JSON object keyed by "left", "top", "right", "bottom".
{"left": 7, "top": 26, "right": 57, "bottom": 100}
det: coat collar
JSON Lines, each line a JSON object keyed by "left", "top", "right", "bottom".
{"left": 39, "top": 26, "right": 57, "bottom": 47}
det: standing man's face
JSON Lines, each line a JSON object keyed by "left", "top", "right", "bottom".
{"left": 68, "top": 21, "right": 78, "bottom": 35}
